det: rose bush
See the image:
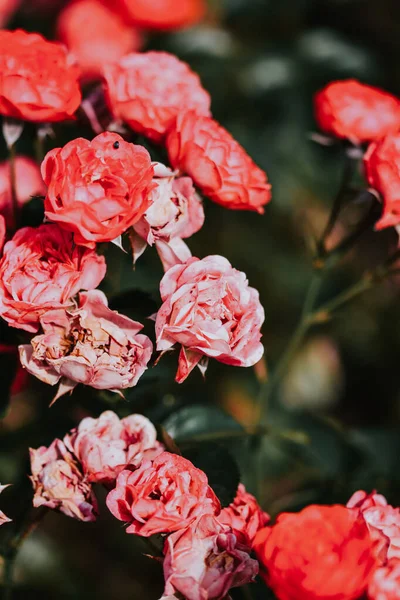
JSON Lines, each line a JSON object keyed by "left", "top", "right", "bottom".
{"left": 19, "top": 290, "right": 153, "bottom": 400}
{"left": 155, "top": 255, "right": 265, "bottom": 382}
{"left": 314, "top": 79, "right": 400, "bottom": 144}
{"left": 106, "top": 452, "right": 220, "bottom": 536}
{"left": 167, "top": 111, "right": 272, "bottom": 212}
{"left": 103, "top": 52, "right": 210, "bottom": 142}
{"left": 162, "top": 514, "right": 258, "bottom": 600}
{"left": 0, "top": 224, "right": 106, "bottom": 332}
{"left": 0, "top": 29, "right": 81, "bottom": 122}
{"left": 41, "top": 132, "right": 155, "bottom": 247}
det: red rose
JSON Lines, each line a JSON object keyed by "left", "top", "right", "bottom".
{"left": 167, "top": 111, "right": 271, "bottom": 212}
{"left": 41, "top": 132, "right": 154, "bottom": 248}
{"left": 106, "top": 452, "right": 220, "bottom": 536}
{"left": 162, "top": 515, "right": 258, "bottom": 600}
{"left": 253, "top": 504, "right": 377, "bottom": 600}
{"left": 368, "top": 558, "right": 400, "bottom": 600}
{"left": 0, "top": 29, "right": 81, "bottom": 122}
{"left": 314, "top": 79, "right": 400, "bottom": 144}
{"left": 57, "top": 0, "right": 142, "bottom": 82}
{"left": 105, "top": 0, "right": 205, "bottom": 31}
{"left": 103, "top": 52, "right": 210, "bottom": 142}
{"left": 364, "top": 133, "right": 400, "bottom": 230}
{"left": 218, "top": 483, "right": 270, "bottom": 546}
{"left": 0, "top": 223, "right": 106, "bottom": 332}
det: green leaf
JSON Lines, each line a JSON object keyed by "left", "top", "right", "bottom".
{"left": 163, "top": 404, "right": 243, "bottom": 443}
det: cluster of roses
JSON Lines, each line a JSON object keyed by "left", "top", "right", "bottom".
{"left": 0, "top": 28, "right": 269, "bottom": 397}
{"left": 315, "top": 78, "right": 400, "bottom": 230}
{"left": 26, "top": 409, "right": 269, "bottom": 600}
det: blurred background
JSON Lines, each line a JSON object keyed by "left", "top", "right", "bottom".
{"left": 1, "top": 0, "right": 400, "bottom": 598}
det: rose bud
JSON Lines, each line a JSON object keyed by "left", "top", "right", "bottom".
{"left": 30, "top": 439, "right": 98, "bottom": 522}
{"left": 368, "top": 558, "right": 400, "bottom": 600}
{"left": 348, "top": 490, "right": 400, "bottom": 562}
{"left": 155, "top": 255, "right": 265, "bottom": 383}
{"left": 64, "top": 410, "right": 163, "bottom": 485}
{"left": 0, "top": 156, "right": 45, "bottom": 230}
{"left": 103, "top": 51, "right": 210, "bottom": 142}
{"left": 218, "top": 483, "right": 270, "bottom": 546}
{"left": 162, "top": 514, "right": 258, "bottom": 600}
{"left": 132, "top": 163, "right": 204, "bottom": 270}
{"left": 314, "top": 79, "right": 400, "bottom": 145}
{"left": 19, "top": 290, "right": 153, "bottom": 402}
{"left": 167, "top": 111, "right": 271, "bottom": 212}
{"left": 104, "top": 0, "right": 205, "bottom": 31}
{"left": 0, "top": 483, "right": 11, "bottom": 526}
{"left": 253, "top": 504, "right": 378, "bottom": 600}
{"left": 41, "top": 132, "right": 155, "bottom": 248}
{"left": 364, "top": 132, "right": 400, "bottom": 230}
{"left": 57, "top": 0, "right": 142, "bottom": 82}
{"left": 0, "top": 224, "right": 106, "bottom": 332}
{"left": 0, "top": 29, "right": 81, "bottom": 122}
{"left": 106, "top": 452, "right": 220, "bottom": 536}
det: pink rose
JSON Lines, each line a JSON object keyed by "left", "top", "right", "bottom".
{"left": 106, "top": 451, "right": 220, "bottom": 536}
{"left": 219, "top": 483, "right": 270, "bottom": 546}
{"left": 132, "top": 163, "right": 204, "bottom": 270}
{"left": 368, "top": 558, "right": 400, "bottom": 600}
{"left": 0, "top": 483, "right": 11, "bottom": 526}
{"left": 0, "top": 224, "right": 106, "bottom": 332}
{"left": 64, "top": 410, "right": 163, "bottom": 484}
{"left": 30, "top": 439, "right": 98, "bottom": 522}
{"left": 0, "top": 156, "right": 45, "bottom": 230}
{"left": 155, "top": 255, "right": 265, "bottom": 382}
{"left": 162, "top": 514, "right": 258, "bottom": 600}
{"left": 347, "top": 490, "right": 400, "bottom": 562}
{"left": 19, "top": 290, "right": 153, "bottom": 401}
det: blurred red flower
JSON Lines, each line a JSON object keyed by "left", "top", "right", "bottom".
{"left": 106, "top": 0, "right": 205, "bottom": 31}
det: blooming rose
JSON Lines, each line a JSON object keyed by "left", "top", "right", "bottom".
{"left": 253, "top": 504, "right": 377, "bottom": 600}
{"left": 0, "top": 156, "right": 45, "bottom": 229}
{"left": 64, "top": 410, "right": 163, "bottom": 484}
{"left": 155, "top": 255, "right": 265, "bottom": 383}
{"left": 162, "top": 514, "right": 258, "bottom": 600}
{"left": 19, "top": 290, "right": 153, "bottom": 401}
{"left": 0, "top": 29, "right": 81, "bottom": 122}
{"left": 167, "top": 111, "right": 271, "bottom": 212}
{"left": 364, "top": 133, "right": 400, "bottom": 230}
{"left": 41, "top": 132, "right": 155, "bottom": 247}
{"left": 0, "top": 224, "right": 106, "bottom": 332}
{"left": 368, "top": 558, "right": 400, "bottom": 600}
{"left": 348, "top": 490, "right": 400, "bottom": 561}
{"left": 106, "top": 0, "right": 205, "bottom": 31}
{"left": 106, "top": 452, "right": 220, "bottom": 536}
{"left": 30, "top": 439, "right": 97, "bottom": 522}
{"left": 218, "top": 483, "right": 270, "bottom": 546}
{"left": 103, "top": 52, "right": 211, "bottom": 142}
{"left": 0, "top": 483, "right": 11, "bottom": 526}
{"left": 57, "top": 0, "right": 142, "bottom": 81}
{"left": 314, "top": 80, "right": 400, "bottom": 144}
{"left": 132, "top": 163, "right": 204, "bottom": 270}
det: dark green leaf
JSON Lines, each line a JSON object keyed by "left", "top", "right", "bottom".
{"left": 163, "top": 404, "right": 243, "bottom": 443}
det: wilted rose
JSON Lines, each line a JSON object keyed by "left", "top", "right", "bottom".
{"left": 41, "top": 132, "right": 154, "bottom": 248}
{"left": 348, "top": 490, "right": 400, "bottom": 562}
{"left": 167, "top": 111, "right": 271, "bottom": 212}
{"left": 162, "top": 514, "right": 258, "bottom": 600}
{"left": 106, "top": 452, "right": 220, "bottom": 536}
{"left": 219, "top": 483, "right": 270, "bottom": 546}
{"left": 19, "top": 290, "right": 153, "bottom": 401}
{"left": 155, "top": 255, "right": 265, "bottom": 382}
{"left": 133, "top": 163, "right": 204, "bottom": 270}
{"left": 254, "top": 504, "right": 377, "bottom": 600}
{"left": 103, "top": 52, "right": 210, "bottom": 142}
{"left": 30, "top": 439, "right": 97, "bottom": 522}
{"left": 0, "top": 29, "right": 81, "bottom": 122}
{"left": 65, "top": 410, "right": 163, "bottom": 484}
{"left": 0, "top": 224, "right": 106, "bottom": 332}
